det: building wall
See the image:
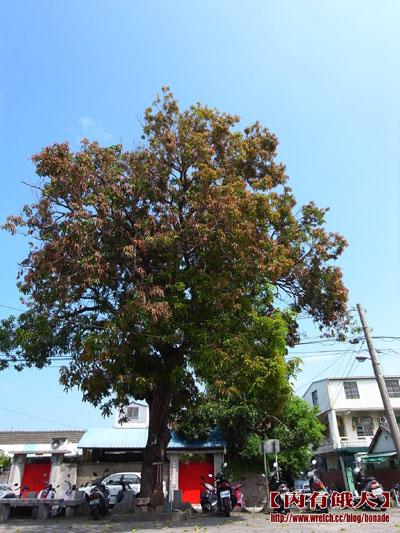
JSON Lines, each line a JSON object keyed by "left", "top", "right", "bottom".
{"left": 340, "top": 411, "right": 383, "bottom": 442}
{"left": 303, "top": 381, "right": 330, "bottom": 414}
{"left": 328, "top": 378, "right": 400, "bottom": 411}
{"left": 114, "top": 402, "right": 149, "bottom": 429}
{"left": 372, "top": 432, "right": 394, "bottom": 453}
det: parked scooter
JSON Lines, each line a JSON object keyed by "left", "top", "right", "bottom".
{"left": 352, "top": 458, "right": 385, "bottom": 509}
{"left": 58, "top": 474, "right": 78, "bottom": 516}
{"left": 268, "top": 465, "right": 289, "bottom": 514}
{"left": 215, "top": 465, "right": 233, "bottom": 517}
{"left": 200, "top": 474, "right": 218, "bottom": 513}
{"left": 0, "top": 483, "right": 18, "bottom": 499}
{"left": 231, "top": 477, "right": 246, "bottom": 509}
{"left": 88, "top": 469, "right": 110, "bottom": 520}
{"left": 391, "top": 482, "right": 400, "bottom": 507}
{"left": 38, "top": 481, "right": 58, "bottom": 499}
{"left": 115, "top": 475, "right": 134, "bottom": 504}
{"left": 200, "top": 464, "right": 232, "bottom": 517}
{"left": 306, "top": 460, "right": 329, "bottom": 513}
{"left": 37, "top": 480, "right": 60, "bottom": 517}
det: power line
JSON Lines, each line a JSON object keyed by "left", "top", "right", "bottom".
{"left": 0, "top": 405, "right": 86, "bottom": 430}
{"left": 294, "top": 352, "right": 348, "bottom": 393}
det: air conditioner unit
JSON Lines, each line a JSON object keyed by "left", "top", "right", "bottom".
{"left": 51, "top": 438, "right": 67, "bottom": 450}
{"left": 379, "top": 416, "right": 387, "bottom": 424}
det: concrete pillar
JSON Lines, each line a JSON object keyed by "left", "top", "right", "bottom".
{"left": 8, "top": 454, "right": 26, "bottom": 492}
{"left": 168, "top": 453, "right": 179, "bottom": 502}
{"left": 328, "top": 409, "right": 341, "bottom": 449}
{"left": 49, "top": 453, "right": 64, "bottom": 490}
{"left": 213, "top": 452, "right": 223, "bottom": 475}
{"left": 339, "top": 456, "right": 349, "bottom": 491}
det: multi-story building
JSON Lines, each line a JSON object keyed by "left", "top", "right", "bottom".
{"left": 303, "top": 376, "right": 400, "bottom": 489}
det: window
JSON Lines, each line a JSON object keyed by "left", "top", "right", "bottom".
{"left": 107, "top": 475, "right": 121, "bottom": 485}
{"left": 354, "top": 416, "right": 374, "bottom": 437}
{"left": 385, "top": 379, "right": 400, "bottom": 398}
{"left": 311, "top": 390, "right": 319, "bottom": 406}
{"left": 344, "top": 381, "right": 359, "bottom": 399}
{"left": 356, "top": 423, "right": 373, "bottom": 437}
{"left": 127, "top": 406, "right": 139, "bottom": 419}
{"left": 123, "top": 474, "right": 141, "bottom": 484}
{"left": 337, "top": 416, "right": 346, "bottom": 437}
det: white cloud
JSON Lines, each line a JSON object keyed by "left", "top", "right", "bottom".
{"left": 78, "top": 116, "right": 96, "bottom": 129}
{"left": 73, "top": 116, "right": 113, "bottom": 146}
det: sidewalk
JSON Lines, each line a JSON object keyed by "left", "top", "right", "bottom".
{"left": 1, "top": 508, "right": 400, "bottom": 533}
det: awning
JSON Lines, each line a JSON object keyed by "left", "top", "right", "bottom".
{"left": 361, "top": 451, "right": 396, "bottom": 463}
{"left": 78, "top": 428, "right": 225, "bottom": 450}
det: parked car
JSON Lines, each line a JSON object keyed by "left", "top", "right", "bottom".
{"left": 80, "top": 472, "right": 141, "bottom": 505}
{"left": 293, "top": 479, "right": 310, "bottom": 494}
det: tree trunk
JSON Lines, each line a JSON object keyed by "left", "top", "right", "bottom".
{"left": 140, "top": 383, "right": 172, "bottom": 499}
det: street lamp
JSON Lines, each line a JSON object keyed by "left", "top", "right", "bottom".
{"left": 355, "top": 353, "right": 369, "bottom": 363}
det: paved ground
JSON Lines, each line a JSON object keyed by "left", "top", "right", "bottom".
{"left": 1, "top": 508, "right": 400, "bottom": 533}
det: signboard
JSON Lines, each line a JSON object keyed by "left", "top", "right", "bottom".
{"left": 259, "top": 439, "right": 280, "bottom": 454}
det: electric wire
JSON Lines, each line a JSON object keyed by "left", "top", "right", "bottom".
{"left": 0, "top": 405, "right": 86, "bottom": 430}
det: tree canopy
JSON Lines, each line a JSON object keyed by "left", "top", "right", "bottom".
{"left": 174, "top": 394, "right": 325, "bottom": 479}
{"left": 1, "top": 88, "right": 348, "bottom": 497}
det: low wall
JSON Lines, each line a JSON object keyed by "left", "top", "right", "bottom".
{"left": 232, "top": 473, "right": 267, "bottom": 507}
{"left": 368, "top": 469, "right": 400, "bottom": 491}
{"left": 321, "top": 470, "right": 346, "bottom": 491}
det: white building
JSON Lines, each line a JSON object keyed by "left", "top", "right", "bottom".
{"left": 0, "top": 430, "right": 84, "bottom": 494}
{"left": 114, "top": 400, "right": 149, "bottom": 429}
{"left": 303, "top": 376, "right": 400, "bottom": 488}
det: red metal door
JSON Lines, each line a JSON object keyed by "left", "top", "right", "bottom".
{"left": 179, "top": 460, "right": 214, "bottom": 504}
{"left": 21, "top": 463, "right": 51, "bottom": 495}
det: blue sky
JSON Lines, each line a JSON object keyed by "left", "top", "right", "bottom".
{"left": 0, "top": 0, "right": 399, "bottom": 430}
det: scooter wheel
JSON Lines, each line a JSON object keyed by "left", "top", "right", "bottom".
{"left": 224, "top": 500, "right": 230, "bottom": 517}
{"left": 92, "top": 507, "right": 99, "bottom": 520}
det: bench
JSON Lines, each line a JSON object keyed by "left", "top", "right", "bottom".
{"left": 0, "top": 497, "right": 83, "bottom": 521}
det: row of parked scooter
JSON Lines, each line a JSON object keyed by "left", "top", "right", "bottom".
{"left": 82, "top": 470, "right": 134, "bottom": 520}
{"left": 268, "top": 458, "right": 387, "bottom": 514}
{"left": 0, "top": 471, "right": 129, "bottom": 520}
{"left": 0, "top": 475, "right": 79, "bottom": 516}
{"left": 199, "top": 457, "right": 391, "bottom": 516}
{"left": 200, "top": 463, "right": 245, "bottom": 517}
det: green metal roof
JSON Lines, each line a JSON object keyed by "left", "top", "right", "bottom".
{"left": 361, "top": 451, "right": 396, "bottom": 463}
{"left": 78, "top": 428, "right": 225, "bottom": 450}
{"left": 338, "top": 446, "right": 369, "bottom": 454}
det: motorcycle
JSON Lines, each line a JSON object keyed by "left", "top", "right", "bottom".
{"left": 200, "top": 473, "right": 219, "bottom": 514}
{"left": 58, "top": 474, "right": 78, "bottom": 516}
{"left": 352, "top": 460, "right": 385, "bottom": 509}
{"left": 200, "top": 464, "right": 232, "bottom": 517}
{"left": 88, "top": 469, "right": 110, "bottom": 520}
{"left": 115, "top": 475, "right": 134, "bottom": 504}
{"left": 37, "top": 480, "right": 60, "bottom": 517}
{"left": 231, "top": 477, "right": 246, "bottom": 509}
{"left": 391, "top": 482, "right": 400, "bottom": 507}
{"left": 306, "top": 460, "right": 329, "bottom": 513}
{"left": 0, "top": 483, "right": 18, "bottom": 499}
{"left": 268, "top": 466, "right": 289, "bottom": 514}
{"left": 215, "top": 465, "right": 232, "bottom": 517}
{"left": 38, "top": 481, "right": 58, "bottom": 499}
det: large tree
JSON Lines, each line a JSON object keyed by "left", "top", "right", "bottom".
{"left": 0, "top": 89, "right": 348, "bottom": 498}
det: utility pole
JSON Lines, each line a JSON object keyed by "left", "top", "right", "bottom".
{"left": 357, "top": 303, "right": 400, "bottom": 461}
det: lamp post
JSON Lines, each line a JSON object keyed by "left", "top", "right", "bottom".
{"left": 357, "top": 303, "right": 400, "bottom": 461}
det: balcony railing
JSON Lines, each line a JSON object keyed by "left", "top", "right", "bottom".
{"left": 339, "top": 436, "right": 372, "bottom": 448}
